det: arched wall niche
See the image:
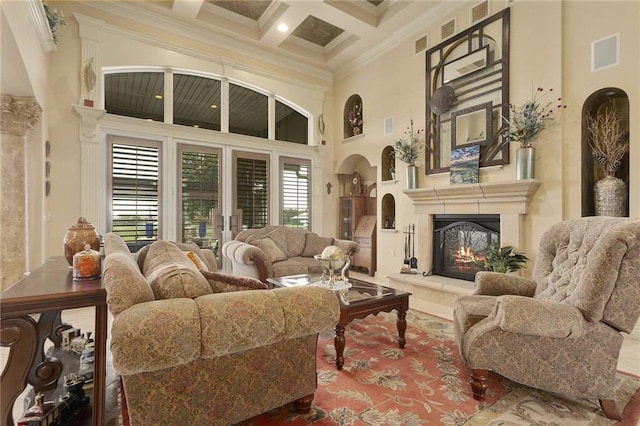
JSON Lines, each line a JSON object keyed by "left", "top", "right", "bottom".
{"left": 381, "top": 146, "right": 395, "bottom": 181}
{"left": 581, "top": 88, "right": 630, "bottom": 217}
{"left": 344, "top": 94, "right": 363, "bottom": 139}
{"left": 381, "top": 194, "right": 396, "bottom": 230}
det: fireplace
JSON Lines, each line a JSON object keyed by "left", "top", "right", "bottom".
{"left": 432, "top": 214, "right": 500, "bottom": 281}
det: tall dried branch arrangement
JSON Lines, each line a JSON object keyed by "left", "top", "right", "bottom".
{"left": 586, "top": 102, "right": 629, "bottom": 176}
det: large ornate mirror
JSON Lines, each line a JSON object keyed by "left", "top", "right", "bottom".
{"left": 425, "top": 8, "right": 510, "bottom": 174}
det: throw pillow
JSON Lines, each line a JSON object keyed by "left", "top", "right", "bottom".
{"left": 103, "top": 253, "right": 154, "bottom": 315}
{"left": 201, "top": 270, "right": 267, "bottom": 292}
{"left": 172, "top": 241, "right": 212, "bottom": 270}
{"left": 143, "top": 240, "right": 212, "bottom": 300}
{"left": 267, "top": 228, "right": 288, "bottom": 257}
{"left": 250, "top": 237, "right": 287, "bottom": 264}
{"left": 302, "top": 233, "right": 334, "bottom": 257}
{"left": 184, "top": 251, "right": 209, "bottom": 271}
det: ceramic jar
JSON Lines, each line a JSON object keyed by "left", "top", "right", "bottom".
{"left": 63, "top": 217, "right": 100, "bottom": 266}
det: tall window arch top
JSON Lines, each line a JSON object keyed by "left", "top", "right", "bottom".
{"left": 344, "top": 94, "right": 363, "bottom": 139}
{"left": 229, "top": 82, "right": 268, "bottom": 138}
{"left": 174, "top": 74, "right": 221, "bottom": 130}
{"left": 104, "top": 69, "right": 311, "bottom": 145}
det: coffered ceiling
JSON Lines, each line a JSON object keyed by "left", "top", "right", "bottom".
{"left": 98, "top": 0, "right": 458, "bottom": 75}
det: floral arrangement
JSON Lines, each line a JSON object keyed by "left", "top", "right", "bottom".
{"left": 43, "top": 1, "right": 66, "bottom": 45}
{"left": 393, "top": 119, "right": 424, "bottom": 166}
{"left": 587, "top": 101, "right": 629, "bottom": 177}
{"left": 348, "top": 104, "right": 363, "bottom": 130}
{"left": 503, "top": 87, "right": 566, "bottom": 147}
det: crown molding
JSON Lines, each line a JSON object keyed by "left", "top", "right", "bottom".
{"left": 81, "top": 3, "right": 333, "bottom": 87}
{"left": 25, "top": 0, "right": 56, "bottom": 52}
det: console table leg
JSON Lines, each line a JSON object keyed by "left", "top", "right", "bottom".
{"left": 92, "top": 305, "right": 108, "bottom": 426}
{"left": 1, "top": 316, "right": 39, "bottom": 426}
{"left": 28, "top": 311, "right": 63, "bottom": 392}
{"left": 334, "top": 325, "right": 346, "bottom": 370}
{"left": 397, "top": 310, "right": 407, "bottom": 349}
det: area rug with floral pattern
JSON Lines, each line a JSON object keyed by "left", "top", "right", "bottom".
{"left": 236, "top": 310, "right": 640, "bottom": 426}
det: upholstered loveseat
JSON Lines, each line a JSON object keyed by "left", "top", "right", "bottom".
{"left": 222, "top": 225, "right": 358, "bottom": 283}
{"left": 103, "top": 233, "right": 340, "bottom": 425}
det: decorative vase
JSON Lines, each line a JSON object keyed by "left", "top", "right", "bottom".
{"left": 594, "top": 175, "right": 627, "bottom": 217}
{"left": 199, "top": 222, "right": 207, "bottom": 238}
{"left": 516, "top": 145, "right": 535, "bottom": 180}
{"left": 406, "top": 165, "right": 417, "bottom": 190}
{"left": 353, "top": 127, "right": 361, "bottom": 136}
{"left": 145, "top": 222, "right": 154, "bottom": 238}
{"left": 63, "top": 217, "right": 101, "bottom": 266}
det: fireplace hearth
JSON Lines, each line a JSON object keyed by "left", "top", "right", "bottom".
{"left": 432, "top": 214, "right": 500, "bottom": 281}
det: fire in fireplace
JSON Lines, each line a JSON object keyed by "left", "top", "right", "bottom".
{"left": 432, "top": 214, "right": 500, "bottom": 281}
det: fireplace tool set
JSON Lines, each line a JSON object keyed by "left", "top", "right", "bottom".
{"left": 401, "top": 224, "right": 418, "bottom": 274}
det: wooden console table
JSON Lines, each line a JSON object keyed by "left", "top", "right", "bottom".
{"left": 0, "top": 256, "right": 106, "bottom": 426}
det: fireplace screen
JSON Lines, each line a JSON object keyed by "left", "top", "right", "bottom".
{"left": 433, "top": 215, "right": 500, "bottom": 281}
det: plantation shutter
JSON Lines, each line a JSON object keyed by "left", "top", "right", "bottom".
{"left": 281, "top": 157, "right": 310, "bottom": 229}
{"left": 109, "top": 140, "right": 161, "bottom": 250}
{"left": 179, "top": 146, "right": 220, "bottom": 242}
{"left": 235, "top": 154, "right": 268, "bottom": 229}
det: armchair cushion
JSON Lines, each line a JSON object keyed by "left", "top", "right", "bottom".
{"left": 494, "top": 295, "right": 584, "bottom": 338}
{"left": 143, "top": 240, "right": 212, "bottom": 300}
{"left": 302, "top": 233, "right": 333, "bottom": 257}
{"left": 474, "top": 271, "right": 537, "bottom": 297}
{"left": 250, "top": 237, "right": 287, "bottom": 263}
{"left": 201, "top": 270, "right": 267, "bottom": 292}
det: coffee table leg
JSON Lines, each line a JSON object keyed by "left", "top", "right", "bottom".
{"left": 334, "top": 325, "right": 346, "bottom": 370}
{"left": 397, "top": 310, "right": 407, "bottom": 349}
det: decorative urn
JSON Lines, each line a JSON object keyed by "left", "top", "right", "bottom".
{"left": 63, "top": 217, "right": 100, "bottom": 266}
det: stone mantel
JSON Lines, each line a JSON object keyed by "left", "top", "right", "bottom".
{"left": 403, "top": 180, "right": 541, "bottom": 277}
{"left": 403, "top": 179, "right": 541, "bottom": 215}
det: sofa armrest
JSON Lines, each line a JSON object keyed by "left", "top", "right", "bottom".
{"left": 110, "top": 298, "right": 202, "bottom": 375}
{"left": 196, "top": 286, "right": 340, "bottom": 358}
{"left": 201, "top": 270, "right": 267, "bottom": 292}
{"left": 333, "top": 238, "right": 359, "bottom": 256}
{"left": 474, "top": 271, "right": 537, "bottom": 297}
{"left": 493, "top": 295, "right": 585, "bottom": 338}
{"left": 222, "top": 240, "right": 273, "bottom": 282}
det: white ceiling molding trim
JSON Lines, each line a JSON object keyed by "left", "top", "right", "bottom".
{"left": 25, "top": 0, "right": 56, "bottom": 52}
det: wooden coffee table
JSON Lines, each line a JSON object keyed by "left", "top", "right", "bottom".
{"left": 267, "top": 274, "right": 411, "bottom": 370}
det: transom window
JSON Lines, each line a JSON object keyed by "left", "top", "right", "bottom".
{"left": 104, "top": 70, "right": 309, "bottom": 145}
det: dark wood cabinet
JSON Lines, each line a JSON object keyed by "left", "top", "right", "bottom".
{"left": 339, "top": 196, "right": 367, "bottom": 240}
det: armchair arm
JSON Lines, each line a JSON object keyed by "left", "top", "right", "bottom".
{"left": 201, "top": 270, "right": 268, "bottom": 292}
{"left": 493, "top": 295, "right": 585, "bottom": 338}
{"left": 474, "top": 271, "right": 537, "bottom": 297}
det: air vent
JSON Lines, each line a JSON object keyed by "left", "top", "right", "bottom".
{"left": 441, "top": 19, "right": 456, "bottom": 40}
{"left": 384, "top": 117, "right": 393, "bottom": 136}
{"left": 471, "top": 1, "right": 489, "bottom": 23}
{"left": 415, "top": 35, "right": 428, "bottom": 54}
{"left": 592, "top": 33, "right": 619, "bottom": 71}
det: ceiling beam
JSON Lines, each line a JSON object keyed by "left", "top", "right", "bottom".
{"left": 172, "top": 0, "right": 205, "bottom": 20}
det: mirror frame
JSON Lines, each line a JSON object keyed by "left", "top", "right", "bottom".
{"left": 451, "top": 102, "right": 492, "bottom": 148}
{"left": 425, "top": 8, "right": 510, "bottom": 175}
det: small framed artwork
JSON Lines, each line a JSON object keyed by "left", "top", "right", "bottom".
{"left": 451, "top": 101, "right": 492, "bottom": 148}
{"left": 450, "top": 144, "right": 480, "bottom": 185}
{"left": 45, "top": 161, "right": 51, "bottom": 178}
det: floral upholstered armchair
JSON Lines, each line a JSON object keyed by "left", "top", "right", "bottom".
{"left": 453, "top": 216, "right": 640, "bottom": 420}
{"left": 103, "top": 233, "right": 340, "bottom": 425}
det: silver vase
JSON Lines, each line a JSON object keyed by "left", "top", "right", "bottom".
{"left": 594, "top": 175, "right": 627, "bottom": 217}
{"left": 406, "top": 165, "right": 417, "bottom": 190}
{"left": 516, "top": 145, "right": 535, "bottom": 180}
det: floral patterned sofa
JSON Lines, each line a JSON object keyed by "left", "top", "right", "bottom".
{"left": 222, "top": 225, "right": 358, "bottom": 283}
{"left": 103, "top": 233, "right": 340, "bottom": 425}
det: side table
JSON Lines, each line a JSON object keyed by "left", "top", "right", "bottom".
{"left": 0, "top": 256, "right": 107, "bottom": 426}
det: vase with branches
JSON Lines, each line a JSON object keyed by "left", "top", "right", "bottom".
{"left": 393, "top": 119, "right": 424, "bottom": 189}
{"left": 587, "top": 101, "right": 629, "bottom": 216}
